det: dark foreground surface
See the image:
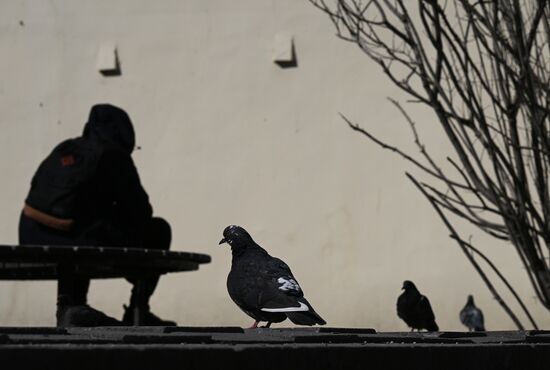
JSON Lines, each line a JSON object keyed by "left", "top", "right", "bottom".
{"left": 1, "top": 326, "right": 549, "bottom": 370}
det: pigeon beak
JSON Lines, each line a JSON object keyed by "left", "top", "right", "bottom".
{"left": 219, "top": 238, "right": 227, "bottom": 245}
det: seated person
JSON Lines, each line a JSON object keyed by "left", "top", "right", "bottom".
{"left": 19, "top": 103, "right": 175, "bottom": 326}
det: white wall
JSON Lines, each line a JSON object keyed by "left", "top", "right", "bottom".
{"left": 0, "top": 0, "right": 547, "bottom": 330}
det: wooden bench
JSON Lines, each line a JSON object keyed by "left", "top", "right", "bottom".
{"left": 0, "top": 244, "right": 211, "bottom": 326}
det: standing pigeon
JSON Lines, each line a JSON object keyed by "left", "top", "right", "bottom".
{"left": 396, "top": 280, "right": 439, "bottom": 331}
{"left": 219, "top": 225, "right": 326, "bottom": 328}
{"left": 460, "top": 295, "right": 485, "bottom": 331}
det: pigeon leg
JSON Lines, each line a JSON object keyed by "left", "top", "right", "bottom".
{"left": 249, "top": 321, "right": 259, "bottom": 329}
{"left": 261, "top": 322, "right": 272, "bottom": 328}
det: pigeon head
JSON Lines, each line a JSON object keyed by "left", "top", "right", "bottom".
{"left": 219, "top": 225, "right": 255, "bottom": 248}
{"left": 467, "top": 295, "right": 474, "bottom": 304}
{"left": 402, "top": 280, "right": 417, "bottom": 291}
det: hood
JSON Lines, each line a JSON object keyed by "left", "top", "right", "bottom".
{"left": 82, "top": 104, "right": 135, "bottom": 154}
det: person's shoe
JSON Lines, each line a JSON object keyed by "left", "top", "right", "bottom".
{"left": 57, "top": 305, "right": 123, "bottom": 327}
{"left": 122, "top": 305, "right": 177, "bottom": 326}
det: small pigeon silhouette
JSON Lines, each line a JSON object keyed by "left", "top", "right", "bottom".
{"left": 460, "top": 295, "right": 485, "bottom": 331}
{"left": 396, "top": 280, "right": 439, "bottom": 331}
{"left": 219, "top": 225, "right": 326, "bottom": 328}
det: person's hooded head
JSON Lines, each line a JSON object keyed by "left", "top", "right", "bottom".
{"left": 82, "top": 104, "right": 135, "bottom": 154}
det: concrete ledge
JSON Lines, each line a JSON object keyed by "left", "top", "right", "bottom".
{"left": 1, "top": 327, "right": 549, "bottom": 370}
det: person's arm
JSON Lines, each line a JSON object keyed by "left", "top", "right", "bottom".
{"left": 106, "top": 148, "right": 153, "bottom": 226}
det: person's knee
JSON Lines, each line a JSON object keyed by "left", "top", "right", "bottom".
{"left": 146, "top": 217, "right": 171, "bottom": 250}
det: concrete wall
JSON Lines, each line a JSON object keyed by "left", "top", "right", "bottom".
{"left": 0, "top": 0, "right": 547, "bottom": 330}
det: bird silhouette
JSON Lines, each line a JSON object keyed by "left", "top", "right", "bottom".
{"left": 219, "top": 225, "right": 326, "bottom": 328}
{"left": 397, "top": 280, "right": 439, "bottom": 331}
{"left": 460, "top": 295, "right": 485, "bottom": 331}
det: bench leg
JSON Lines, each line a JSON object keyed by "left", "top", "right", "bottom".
{"left": 132, "top": 279, "right": 146, "bottom": 326}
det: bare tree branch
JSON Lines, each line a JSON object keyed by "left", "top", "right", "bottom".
{"left": 311, "top": 0, "right": 550, "bottom": 325}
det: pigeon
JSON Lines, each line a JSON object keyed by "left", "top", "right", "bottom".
{"left": 460, "top": 295, "right": 485, "bottom": 331}
{"left": 219, "top": 225, "right": 326, "bottom": 328}
{"left": 396, "top": 280, "right": 439, "bottom": 331}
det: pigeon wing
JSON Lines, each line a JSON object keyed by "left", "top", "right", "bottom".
{"left": 419, "top": 295, "right": 436, "bottom": 321}
{"left": 418, "top": 295, "right": 439, "bottom": 331}
{"left": 228, "top": 256, "right": 302, "bottom": 308}
{"left": 257, "top": 256, "right": 308, "bottom": 310}
{"left": 256, "top": 255, "right": 326, "bottom": 325}
{"left": 472, "top": 307, "right": 485, "bottom": 331}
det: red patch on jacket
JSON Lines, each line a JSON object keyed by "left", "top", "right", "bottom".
{"left": 61, "top": 155, "right": 75, "bottom": 166}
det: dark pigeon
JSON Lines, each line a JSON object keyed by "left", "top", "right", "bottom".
{"left": 396, "top": 280, "right": 439, "bottom": 331}
{"left": 460, "top": 295, "right": 485, "bottom": 331}
{"left": 219, "top": 225, "right": 326, "bottom": 328}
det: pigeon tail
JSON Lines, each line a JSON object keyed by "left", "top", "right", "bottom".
{"left": 286, "top": 311, "right": 326, "bottom": 326}
{"left": 426, "top": 321, "right": 439, "bottom": 331}
{"left": 474, "top": 324, "right": 486, "bottom": 332}
{"left": 265, "top": 299, "right": 327, "bottom": 326}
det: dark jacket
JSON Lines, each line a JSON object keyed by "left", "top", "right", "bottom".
{"left": 25, "top": 104, "right": 152, "bottom": 232}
